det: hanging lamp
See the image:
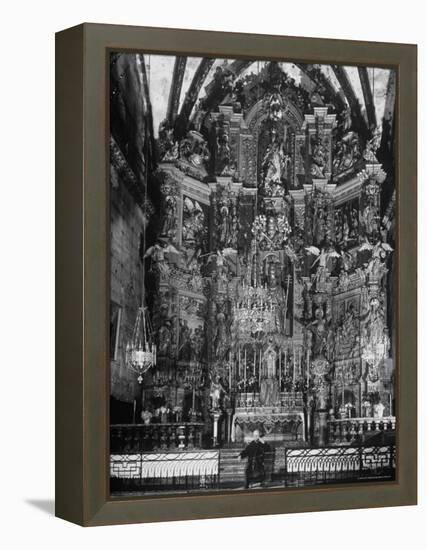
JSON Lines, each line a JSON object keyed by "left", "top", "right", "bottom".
{"left": 125, "top": 53, "right": 156, "bottom": 384}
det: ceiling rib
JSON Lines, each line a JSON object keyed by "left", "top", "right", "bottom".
{"left": 175, "top": 58, "right": 216, "bottom": 138}
{"left": 166, "top": 56, "right": 187, "bottom": 126}
{"left": 331, "top": 64, "right": 370, "bottom": 139}
{"left": 358, "top": 67, "right": 377, "bottom": 130}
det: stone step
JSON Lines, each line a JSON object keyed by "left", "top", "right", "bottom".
{"left": 219, "top": 448, "right": 246, "bottom": 488}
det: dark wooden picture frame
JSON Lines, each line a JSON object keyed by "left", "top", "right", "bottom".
{"left": 55, "top": 23, "right": 417, "bottom": 526}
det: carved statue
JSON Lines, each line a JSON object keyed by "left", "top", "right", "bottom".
{"left": 216, "top": 131, "right": 232, "bottom": 175}
{"left": 219, "top": 204, "right": 230, "bottom": 246}
{"left": 349, "top": 207, "right": 359, "bottom": 239}
{"left": 333, "top": 131, "right": 361, "bottom": 174}
{"left": 259, "top": 376, "right": 280, "bottom": 406}
{"left": 310, "top": 135, "right": 328, "bottom": 178}
{"left": 214, "top": 311, "right": 228, "bottom": 360}
{"left": 182, "top": 197, "right": 206, "bottom": 247}
{"left": 313, "top": 205, "right": 327, "bottom": 245}
{"left": 178, "top": 319, "right": 191, "bottom": 361}
{"left": 305, "top": 245, "right": 340, "bottom": 290}
{"left": 191, "top": 326, "right": 204, "bottom": 362}
{"left": 209, "top": 374, "right": 226, "bottom": 410}
{"left": 307, "top": 308, "right": 329, "bottom": 358}
{"left": 363, "top": 125, "right": 382, "bottom": 162}
{"left": 361, "top": 202, "right": 378, "bottom": 236}
{"left": 179, "top": 130, "right": 211, "bottom": 169}
{"left": 158, "top": 320, "right": 172, "bottom": 356}
{"left": 336, "top": 303, "right": 359, "bottom": 356}
{"left": 144, "top": 243, "right": 179, "bottom": 277}
{"left": 229, "top": 206, "right": 238, "bottom": 248}
{"left": 266, "top": 91, "right": 284, "bottom": 121}
{"left": 187, "top": 258, "right": 203, "bottom": 293}
{"left": 158, "top": 118, "right": 178, "bottom": 161}
{"left": 161, "top": 194, "right": 177, "bottom": 238}
{"left": 261, "top": 129, "right": 288, "bottom": 194}
{"left": 263, "top": 338, "right": 277, "bottom": 378}
{"left": 361, "top": 297, "right": 386, "bottom": 345}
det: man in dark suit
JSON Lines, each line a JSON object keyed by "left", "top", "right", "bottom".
{"left": 238, "top": 429, "right": 268, "bottom": 489}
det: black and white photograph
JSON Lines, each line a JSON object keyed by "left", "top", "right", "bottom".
{"left": 109, "top": 52, "right": 396, "bottom": 496}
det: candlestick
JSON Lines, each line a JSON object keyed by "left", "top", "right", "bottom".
{"left": 244, "top": 347, "right": 247, "bottom": 387}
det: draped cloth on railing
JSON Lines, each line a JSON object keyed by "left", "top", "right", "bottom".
{"left": 111, "top": 450, "right": 219, "bottom": 480}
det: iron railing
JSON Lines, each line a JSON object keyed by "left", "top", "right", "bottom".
{"left": 110, "top": 450, "right": 219, "bottom": 493}
{"left": 110, "top": 444, "right": 395, "bottom": 494}
{"left": 278, "top": 444, "right": 396, "bottom": 486}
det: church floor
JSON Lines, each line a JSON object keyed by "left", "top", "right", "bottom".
{"left": 111, "top": 471, "right": 396, "bottom": 497}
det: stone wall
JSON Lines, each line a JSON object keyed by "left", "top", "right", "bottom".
{"left": 110, "top": 162, "right": 144, "bottom": 403}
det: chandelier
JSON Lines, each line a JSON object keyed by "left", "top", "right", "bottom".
{"left": 126, "top": 306, "right": 157, "bottom": 384}
{"left": 361, "top": 332, "right": 389, "bottom": 372}
{"left": 233, "top": 281, "right": 278, "bottom": 340}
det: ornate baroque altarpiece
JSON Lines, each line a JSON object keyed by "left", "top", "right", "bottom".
{"left": 56, "top": 24, "right": 417, "bottom": 526}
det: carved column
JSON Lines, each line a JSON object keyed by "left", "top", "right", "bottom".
{"left": 212, "top": 410, "right": 222, "bottom": 447}
{"left": 311, "top": 357, "right": 331, "bottom": 447}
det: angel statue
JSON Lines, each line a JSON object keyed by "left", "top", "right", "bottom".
{"left": 305, "top": 245, "right": 340, "bottom": 290}
{"left": 363, "top": 125, "right": 382, "bottom": 162}
{"left": 199, "top": 248, "right": 236, "bottom": 274}
{"left": 361, "top": 240, "right": 393, "bottom": 284}
{"left": 358, "top": 237, "right": 393, "bottom": 257}
{"left": 144, "top": 242, "right": 180, "bottom": 276}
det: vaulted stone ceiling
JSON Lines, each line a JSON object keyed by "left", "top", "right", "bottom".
{"left": 144, "top": 54, "right": 392, "bottom": 140}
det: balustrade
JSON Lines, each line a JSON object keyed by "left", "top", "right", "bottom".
{"left": 110, "top": 422, "right": 204, "bottom": 453}
{"left": 327, "top": 416, "right": 396, "bottom": 445}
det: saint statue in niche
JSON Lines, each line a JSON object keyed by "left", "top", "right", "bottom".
{"left": 264, "top": 338, "right": 277, "bottom": 378}
{"left": 259, "top": 339, "right": 280, "bottom": 406}
{"left": 261, "top": 128, "right": 289, "bottom": 195}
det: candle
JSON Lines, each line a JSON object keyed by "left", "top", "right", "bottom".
{"left": 279, "top": 348, "right": 281, "bottom": 389}
{"left": 259, "top": 348, "right": 262, "bottom": 386}
{"left": 244, "top": 348, "right": 247, "bottom": 387}
{"left": 284, "top": 348, "right": 288, "bottom": 377}
{"left": 292, "top": 345, "right": 296, "bottom": 384}
{"left": 342, "top": 376, "right": 345, "bottom": 409}
{"left": 306, "top": 349, "right": 310, "bottom": 386}
{"left": 253, "top": 349, "right": 256, "bottom": 376}
{"left": 229, "top": 352, "right": 232, "bottom": 390}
